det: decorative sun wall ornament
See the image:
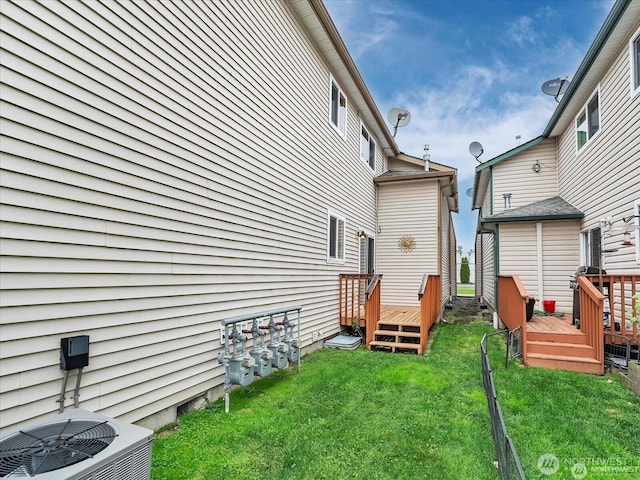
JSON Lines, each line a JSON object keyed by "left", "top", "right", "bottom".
{"left": 398, "top": 235, "right": 416, "bottom": 253}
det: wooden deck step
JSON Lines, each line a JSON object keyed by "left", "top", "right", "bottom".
{"left": 527, "top": 341, "right": 595, "bottom": 358}
{"left": 526, "top": 353, "right": 603, "bottom": 375}
{"left": 369, "top": 340, "right": 422, "bottom": 354}
{"left": 526, "top": 330, "right": 588, "bottom": 344}
{"left": 374, "top": 329, "right": 421, "bottom": 338}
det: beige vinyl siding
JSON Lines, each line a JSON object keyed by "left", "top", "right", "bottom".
{"left": 541, "top": 220, "right": 580, "bottom": 312}
{"left": 492, "top": 140, "right": 558, "bottom": 214}
{"left": 557, "top": 21, "right": 640, "bottom": 273}
{"left": 499, "top": 223, "right": 539, "bottom": 299}
{"left": 377, "top": 181, "right": 439, "bottom": 306}
{"left": 480, "top": 232, "right": 495, "bottom": 308}
{"left": 498, "top": 221, "right": 579, "bottom": 312}
{"left": 449, "top": 214, "right": 457, "bottom": 294}
{"left": 0, "top": 0, "right": 382, "bottom": 433}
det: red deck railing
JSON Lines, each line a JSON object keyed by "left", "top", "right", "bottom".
{"left": 339, "top": 273, "right": 373, "bottom": 327}
{"left": 577, "top": 276, "right": 605, "bottom": 366}
{"left": 496, "top": 274, "right": 529, "bottom": 360}
{"left": 584, "top": 274, "right": 639, "bottom": 339}
{"left": 364, "top": 274, "right": 382, "bottom": 347}
{"left": 418, "top": 274, "right": 441, "bottom": 349}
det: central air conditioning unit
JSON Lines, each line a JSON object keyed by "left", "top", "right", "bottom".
{"left": 0, "top": 408, "right": 153, "bottom": 479}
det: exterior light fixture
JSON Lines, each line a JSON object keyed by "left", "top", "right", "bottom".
{"left": 532, "top": 160, "right": 541, "bottom": 173}
{"left": 357, "top": 230, "right": 367, "bottom": 239}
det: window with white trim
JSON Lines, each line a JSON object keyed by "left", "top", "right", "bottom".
{"left": 327, "top": 211, "right": 345, "bottom": 263}
{"left": 575, "top": 87, "right": 600, "bottom": 151}
{"left": 360, "top": 124, "right": 376, "bottom": 170}
{"left": 630, "top": 25, "right": 640, "bottom": 96}
{"left": 329, "top": 77, "right": 346, "bottom": 136}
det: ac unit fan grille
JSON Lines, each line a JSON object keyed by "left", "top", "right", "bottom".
{"left": 0, "top": 420, "right": 116, "bottom": 477}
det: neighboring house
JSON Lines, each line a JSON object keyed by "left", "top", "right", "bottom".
{"left": 473, "top": 0, "right": 640, "bottom": 313}
{"left": 0, "top": 0, "right": 457, "bottom": 434}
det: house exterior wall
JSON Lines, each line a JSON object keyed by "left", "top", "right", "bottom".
{"left": 441, "top": 192, "right": 451, "bottom": 303}
{"left": 557, "top": 17, "right": 640, "bottom": 273}
{"left": 498, "top": 220, "right": 580, "bottom": 312}
{"left": 541, "top": 220, "right": 581, "bottom": 312}
{"left": 0, "top": 0, "right": 387, "bottom": 434}
{"left": 491, "top": 140, "right": 558, "bottom": 214}
{"left": 377, "top": 181, "right": 439, "bottom": 306}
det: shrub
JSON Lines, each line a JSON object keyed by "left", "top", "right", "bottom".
{"left": 460, "top": 257, "right": 470, "bottom": 284}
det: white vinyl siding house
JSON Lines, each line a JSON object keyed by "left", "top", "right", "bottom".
{"left": 376, "top": 181, "right": 439, "bottom": 306}
{"left": 0, "top": 0, "right": 406, "bottom": 434}
{"left": 491, "top": 140, "right": 559, "bottom": 214}
{"left": 556, "top": 12, "right": 640, "bottom": 274}
{"left": 473, "top": 0, "right": 640, "bottom": 316}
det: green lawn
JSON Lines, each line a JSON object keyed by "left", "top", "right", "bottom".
{"left": 457, "top": 284, "right": 475, "bottom": 296}
{"left": 151, "top": 320, "right": 640, "bottom": 480}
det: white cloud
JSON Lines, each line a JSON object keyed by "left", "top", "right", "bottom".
{"left": 506, "top": 16, "right": 536, "bottom": 47}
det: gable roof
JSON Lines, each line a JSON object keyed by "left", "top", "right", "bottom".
{"left": 481, "top": 196, "right": 584, "bottom": 225}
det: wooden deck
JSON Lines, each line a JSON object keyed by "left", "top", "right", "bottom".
{"left": 525, "top": 312, "right": 601, "bottom": 374}
{"left": 527, "top": 313, "right": 578, "bottom": 334}
{"left": 369, "top": 305, "right": 423, "bottom": 354}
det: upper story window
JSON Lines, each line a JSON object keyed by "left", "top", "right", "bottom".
{"left": 630, "top": 26, "right": 640, "bottom": 96}
{"left": 575, "top": 87, "right": 600, "bottom": 152}
{"left": 329, "top": 77, "right": 347, "bottom": 137}
{"left": 360, "top": 124, "right": 376, "bottom": 170}
{"left": 327, "top": 210, "right": 345, "bottom": 263}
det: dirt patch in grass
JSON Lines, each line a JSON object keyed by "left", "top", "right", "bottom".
{"left": 442, "top": 296, "right": 489, "bottom": 325}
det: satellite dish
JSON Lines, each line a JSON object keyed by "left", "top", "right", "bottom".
{"left": 387, "top": 108, "right": 411, "bottom": 138}
{"left": 466, "top": 188, "right": 474, "bottom": 198}
{"left": 469, "top": 141, "right": 484, "bottom": 162}
{"left": 541, "top": 77, "right": 569, "bottom": 102}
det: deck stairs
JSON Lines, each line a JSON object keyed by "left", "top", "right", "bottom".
{"left": 525, "top": 328, "right": 602, "bottom": 374}
{"left": 368, "top": 305, "right": 423, "bottom": 354}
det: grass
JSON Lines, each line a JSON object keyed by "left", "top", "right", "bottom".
{"left": 457, "top": 284, "right": 475, "bottom": 296}
{"left": 151, "top": 315, "right": 640, "bottom": 480}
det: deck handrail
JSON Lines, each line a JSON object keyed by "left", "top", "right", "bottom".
{"left": 496, "top": 275, "right": 529, "bottom": 362}
{"left": 418, "top": 274, "right": 441, "bottom": 350}
{"left": 578, "top": 275, "right": 605, "bottom": 370}
{"left": 365, "top": 274, "right": 382, "bottom": 346}
{"left": 584, "top": 274, "right": 639, "bottom": 339}
{"left": 339, "top": 273, "right": 373, "bottom": 327}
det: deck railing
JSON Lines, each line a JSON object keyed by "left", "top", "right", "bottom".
{"left": 584, "top": 274, "right": 639, "bottom": 339}
{"left": 365, "top": 274, "right": 382, "bottom": 347}
{"left": 339, "top": 273, "right": 373, "bottom": 327}
{"left": 578, "top": 275, "right": 605, "bottom": 369}
{"left": 418, "top": 274, "right": 441, "bottom": 349}
{"left": 496, "top": 275, "right": 529, "bottom": 362}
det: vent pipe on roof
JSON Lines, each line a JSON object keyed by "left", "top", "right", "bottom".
{"left": 423, "top": 144, "right": 430, "bottom": 171}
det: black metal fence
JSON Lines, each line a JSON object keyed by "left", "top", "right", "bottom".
{"left": 481, "top": 332, "right": 526, "bottom": 480}
{"left": 604, "top": 334, "right": 640, "bottom": 370}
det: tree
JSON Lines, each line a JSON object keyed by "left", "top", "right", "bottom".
{"left": 460, "top": 257, "right": 470, "bottom": 284}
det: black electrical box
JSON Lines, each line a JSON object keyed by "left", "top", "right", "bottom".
{"left": 60, "top": 335, "right": 90, "bottom": 370}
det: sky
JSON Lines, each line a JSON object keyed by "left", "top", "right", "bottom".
{"left": 324, "top": 0, "right": 614, "bottom": 257}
